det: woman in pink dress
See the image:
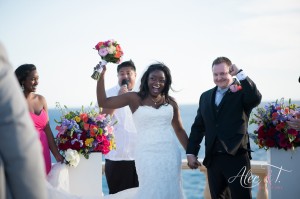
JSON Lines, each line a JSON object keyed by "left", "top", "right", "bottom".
{"left": 15, "top": 64, "right": 63, "bottom": 174}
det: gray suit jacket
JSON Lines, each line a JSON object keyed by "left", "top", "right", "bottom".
{"left": 0, "top": 42, "right": 47, "bottom": 199}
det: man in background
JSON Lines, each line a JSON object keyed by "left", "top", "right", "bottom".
{"left": 102, "top": 60, "right": 139, "bottom": 194}
{"left": 0, "top": 42, "right": 47, "bottom": 199}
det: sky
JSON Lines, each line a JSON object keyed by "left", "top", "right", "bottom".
{"left": 1, "top": 0, "right": 299, "bottom": 108}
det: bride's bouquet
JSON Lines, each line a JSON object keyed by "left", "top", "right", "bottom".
{"left": 55, "top": 103, "right": 116, "bottom": 167}
{"left": 91, "top": 39, "right": 124, "bottom": 80}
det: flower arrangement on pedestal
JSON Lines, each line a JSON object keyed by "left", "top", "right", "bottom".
{"left": 249, "top": 98, "right": 300, "bottom": 151}
{"left": 91, "top": 39, "right": 124, "bottom": 80}
{"left": 55, "top": 103, "right": 116, "bottom": 167}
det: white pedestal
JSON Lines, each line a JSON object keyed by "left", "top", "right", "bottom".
{"left": 68, "top": 153, "right": 102, "bottom": 198}
{"left": 267, "top": 148, "right": 300, "bottom": 199}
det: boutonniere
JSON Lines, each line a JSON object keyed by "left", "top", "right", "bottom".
{"left": 229, "top": 84, "right": 242, "bottom": 93}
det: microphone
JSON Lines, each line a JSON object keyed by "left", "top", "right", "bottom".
{"left": 121, "top": 79, "right": 129, "bottom": 88}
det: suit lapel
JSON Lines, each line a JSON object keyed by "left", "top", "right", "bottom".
{"left": 210, "top": 87, "right": 218, "bottom": 119}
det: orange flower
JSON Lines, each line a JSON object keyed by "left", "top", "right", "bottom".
{"left": 284, "top": 107, "right": 290, "bottom": 114}
{"left": 90, "top": 130, "right": 96, "bottom": 137}
{"left": 116, "top": 44, "right": 122, "bottom": 52}
{"left": 80, "top": 113, "right": 88, "bottom": 123}
{"left": 114, "top": 51, "right": 122, "bottom": 59}
{"left": 90, "top": 125, "right": 98, "bottom": 136}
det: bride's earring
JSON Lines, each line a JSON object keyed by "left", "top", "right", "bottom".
{"left": 21, "top": 84, "right": 24, "bottom": 91}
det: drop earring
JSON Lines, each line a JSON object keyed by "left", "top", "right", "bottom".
{"left": 21, "top": 84, "right": 24, "bottom": 91}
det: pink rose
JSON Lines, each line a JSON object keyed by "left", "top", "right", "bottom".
{"left": 229, "top": 84, "right": 242, "bottom": 93}
{"left": 96, "top": 114, "right": 106, "bottom": 121}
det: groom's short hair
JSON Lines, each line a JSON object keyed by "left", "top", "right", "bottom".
{"left": 212, "top": 57, "right": 232, "bottom": 67}
{"left": 117, "top": 60, "right": 136, "bottom": 72}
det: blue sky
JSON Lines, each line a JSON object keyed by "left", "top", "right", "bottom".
{"left": 1, "top": 0, "right": 299, "bottom": 107}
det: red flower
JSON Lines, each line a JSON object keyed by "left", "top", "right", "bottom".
{"left": 257, "top": 126, "right": 266, "bottom": 139}
{"left": 272, "top": 112, "right": 279, "bottom": 120}
{"left": 287, "top": 128, "right": 298, "bottom": 136}
{"left": 83, "top": 123, "right": 90, "bottom": 131}
{"left": 275, "top": 122, "right": 285, "bottom": 131}
{"left": 71, "top": 140, "right": 82, "bottom": 150}
{"left": 229, "top": 84, "right": 242, "bottom": 93}
{"left": 80, "top": 113, "right": 88, "bottom": 123}
{"left": 95, "top": 42, "right": 104, "bottom": 50}
{"left": 265, "top": 138, "right": 276, "bottom": 147}
{"left": 266, "top": 127, "right": 277, "bottom": 137}
{"left": 94, "top": 145, "right": 110, "bottom": 154}
{"left": 250, "top": 98, "right": 300, "bottom": 151}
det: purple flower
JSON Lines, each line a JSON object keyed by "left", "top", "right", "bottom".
{"left": 98, "top": 48, "right": 108, "bottom": 57}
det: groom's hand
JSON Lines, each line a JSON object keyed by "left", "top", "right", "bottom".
{"left": 187, "top": 155, "right": 202, "bottom": 169}
{"left": 229, "top": 64, "right": 239, "bottom": 76}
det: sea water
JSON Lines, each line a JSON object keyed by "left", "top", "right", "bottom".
{"left": 49, "top": 104, "right": 269, "bottom": 199}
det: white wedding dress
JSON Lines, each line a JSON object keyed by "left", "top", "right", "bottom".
{"left": 106, "top": 104, "right": 186, "bottom": 199}
{"left": 131, "top": 105, "right": 185, "bottom": 199}
{"left": 46, "top": 104, "right": 185, "bottom": 199}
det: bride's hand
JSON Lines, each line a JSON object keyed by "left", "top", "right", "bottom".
{"left": 99, "top": 64, "right": 107, "bottom": 78}
{"left": 187, "top": 155, "right": 202, "bottom": 169}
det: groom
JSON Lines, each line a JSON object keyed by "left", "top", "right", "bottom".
{"left": 186, "top": 57, "right": 262, "bottom": 199}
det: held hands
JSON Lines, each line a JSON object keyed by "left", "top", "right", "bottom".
{"left": 187, "top": 155, "right": 202, "bottom": 169}
{"left": 229, "top": 64, "right": 240, "bottom": 76}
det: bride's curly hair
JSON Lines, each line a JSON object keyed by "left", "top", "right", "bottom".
{"left": 137, "top": 62, "right": 176, "bottom": 105}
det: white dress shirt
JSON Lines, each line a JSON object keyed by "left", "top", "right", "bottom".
{"left": 104, "top": 85, "right": 137, "bottom": 161}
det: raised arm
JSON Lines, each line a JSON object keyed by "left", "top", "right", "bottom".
{"left": 96, "top": 65, "right": 134, "bottom": 110}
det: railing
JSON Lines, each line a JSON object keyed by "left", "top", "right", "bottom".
{"left": 102, "top": 159, "right": 269, "bottom": 199}
{"left": 181, "top": 159, "right": 269, "bottom": 199}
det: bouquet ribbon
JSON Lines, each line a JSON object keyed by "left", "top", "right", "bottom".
{"left": 91, "top": 60, "right": 108, "bottom": 80}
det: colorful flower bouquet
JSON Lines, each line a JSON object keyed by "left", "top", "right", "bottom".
{"left": 91, "top": 39, "right": 124, "bottom": 80}
{"left": 55, "top": 103, "right": 116, "bottom": 167}
{"left": 249, "top": 98, "right": 300, "bottom": 151}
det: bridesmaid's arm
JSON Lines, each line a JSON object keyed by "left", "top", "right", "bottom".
{"left": 41, "top": 96, "right": 64, "bottom": 163}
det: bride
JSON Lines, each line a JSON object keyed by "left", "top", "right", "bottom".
{"left": 96, "top": 62, "right": 188, "bottom": 199}
{"left": 46, "top": 62, "right": 188, "bottom": 199}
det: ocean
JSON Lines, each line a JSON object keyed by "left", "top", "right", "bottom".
{"left": 49, "top": 103, "right": 270, "bottom": 199}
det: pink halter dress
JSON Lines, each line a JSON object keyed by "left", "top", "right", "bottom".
{"left": 30, "top": 109, "right": 51, "bottom": 174}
